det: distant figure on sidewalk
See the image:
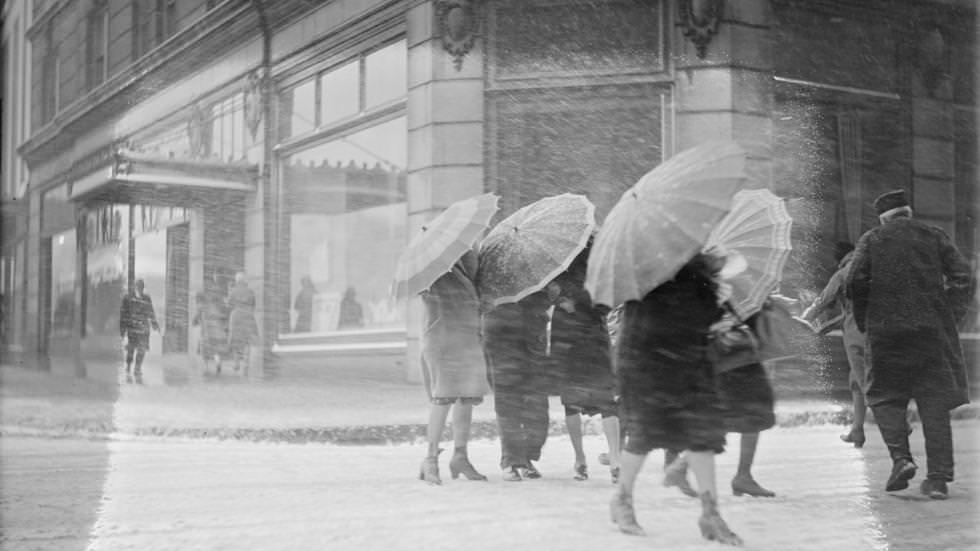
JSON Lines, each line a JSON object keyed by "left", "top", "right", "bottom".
{"left": 120, "top": 278, "right": 159, "bottom": 382}
{"left": 227, "top": 272, "right": 259, "bottom": 372}
{"left": 337, "top": 286, "right": 364, "bottom": 329}
{"left": 417, "top": 248, "right": 492, "bottom": 485}
{"left": 848, "top": 189, "right": 974, "bottom": 500}
{"left": 193, "top": 290, "right": 228, "bottom": 374}
{"left": 293, "top": 276, "right": 316, "bottom": 333}
{"left": 801, "top": 246, "right": 872, "bottom": 447}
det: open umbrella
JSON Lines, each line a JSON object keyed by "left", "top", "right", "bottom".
{"left": 705, "top": 188, "right": 793, "bottom": 319}
{"left": 391, "top": 192, "right": 499, "bottom": 300}
{"left": 585, "top": 141, "right": 747, "bottom": 308}
{"left": 478, "top": 193, "right": 596, "bottom": 307}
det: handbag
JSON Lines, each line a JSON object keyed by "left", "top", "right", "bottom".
{"left": 707, "top": 322, "right": 760, "bottom": 374}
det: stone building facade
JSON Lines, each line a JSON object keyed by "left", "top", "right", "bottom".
{"left": 3, "top": 0, "right": 977, "bottom": 395}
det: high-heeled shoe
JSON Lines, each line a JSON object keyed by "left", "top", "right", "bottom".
{"left": 610, "top": 491, "right": 645, "bottom": 536}
{"left": 610, "top": 467, "right": 620, "bottom": 485}
{"left": 520, "top": 462, "right": 542, "bottom": 479}
{"left": 698, "top": 493, "right": 742, "bottom": 546}
{"left": 573, "top": 463, "right": 588, "bottom": 481}
{"left": 419, "top": 448, "right": 443, "bottom": 485}
{"left": 501, "top": 465, "right": 522, "bottom": 482}
{"left": 731, "top": 475, "right": 775, "bottom": 497}
{"left": 840, "top": 428, "right": 865, "bottom": 448}
{"left": 449, "top": 451, "right": 487, "bottom": 481}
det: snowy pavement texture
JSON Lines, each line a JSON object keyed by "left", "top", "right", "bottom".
{"left": 78, "top": 422, "right": 978, "bottom": 551}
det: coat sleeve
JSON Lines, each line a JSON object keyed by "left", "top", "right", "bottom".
{"left": 937, "top": 229, "right": 975, "bottom": 321}
{"left": 803, "top": 266, "right": 844, "bottom": 323}
{"left": 848, "top": 235, "right": 872, "bottom": 333}
{"left": 147, "top": 296, "right": 160, "bottom": 331}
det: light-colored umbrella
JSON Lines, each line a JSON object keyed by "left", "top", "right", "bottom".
{"left": 586, "top": 141, "right": 748, "bottom": 308}
{"left": 705, "top": 188, "right": 793, "bottom": 319}
{"left": 391, "top": 193, "right": 499, "bottom": 300}
{"left": 478, "top": 193, "right": 596, "bottom": 307}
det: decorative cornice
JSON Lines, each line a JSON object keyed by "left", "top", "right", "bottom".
{"left": 435, "top": 0, "right": 481, "bottom": 71}
{"left": 679, "top": 0, "right": 723, "bottom": 59}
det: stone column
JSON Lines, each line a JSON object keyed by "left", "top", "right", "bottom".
{"left": 673, "top": 0, "right": 774, "bottom": 188}
{"left": 404, "top": 0, "right": 485, "bottom": 383}
{"left": 910, "top": 99, "right": 956, "bottom": 236}
{"left": 24, "top": 189, "right": 42, "bottom": 369}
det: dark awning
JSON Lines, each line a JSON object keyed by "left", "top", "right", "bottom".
{"left": 69, "top": 151, "right": 258, "bottom": 208}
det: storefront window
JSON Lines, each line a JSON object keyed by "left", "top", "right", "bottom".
{"left": 364, "top": 41, "right": 406, "bottom": 108}
{"left": 50, "top": 229, "right": 76, "bottom": 341}
{"left": 210, "top": 93, "right": 245, "bottom": 162}
{"left": 320, "top": 60, "right": 359, "bottom": 126}
{"left": 288, "top": 79, "right": 316, "bottom": 138}
{"left": 84, "top": 205, "right": 128, "bottom": 346}
{"left": 282, "top": 116, "right": 407, "bottom": 334}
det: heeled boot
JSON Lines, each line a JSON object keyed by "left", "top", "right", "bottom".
{"left": 609, "top": 490, "right": 645, "bottom": 536}
{"left": 448, "top": 447, "right": 487, "bottom": 481}
{"left": 698, "top": 492, "right": 742, "bottom": 546}
{"left": 419, "top": 448, "right": 443, "bottom": 485}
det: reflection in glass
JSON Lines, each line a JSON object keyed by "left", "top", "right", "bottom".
{"left": 85, "top": 205, "right": 128, "bottom": 354}
{"left": 50, "top": 230, "right": 76, "bottom": 342}
{"left": 283, "top": 116, "right": 407, "bottom": 334}
{"left": 320, "top": 60, "right": 360, "bottom": 126}
{"left": 365, "top": 40, "right": 407, "bottom": 109}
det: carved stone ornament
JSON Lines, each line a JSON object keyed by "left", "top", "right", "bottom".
{"left": 436, "top": 0, "right": 480, "bottom": 71}
{"left": 243, "top": 71, "right": 264, "bottom": 140}
{"left": 679, "top": 0, "right": 723, "bottom": 59}
{"left": 187, "top": 103, "right": 208, "bottom": 159}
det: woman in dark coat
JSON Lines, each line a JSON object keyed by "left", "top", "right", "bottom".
{"left": 550, "top": 244, "right": 621, "bottom": 483}
{"left": 610, "top": 253, "right": 741, "bottom": 545}
{"left": 418, "top": 249, "right": 492, "bottom": 485}
{"left": 293, "top": 276, "right": 316, "bottom": 333}
{"left": 483, "top": 286, "right": 555, "bottom": 481}
{"left": 227, "top": 272, "right": 259, "bottom": 372}
{"left": 664, "top": 299, "right": 777, "bottom": 499}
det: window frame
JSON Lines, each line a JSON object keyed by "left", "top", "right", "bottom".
{"left": 86, "top": 0, "right": 109, "bottom": 90}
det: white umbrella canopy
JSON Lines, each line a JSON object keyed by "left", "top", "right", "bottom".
{"left": 391, "top": 192, "right": 499, "bottom": 300}
{"left": 705, "top": 188, "right": 793, "bottom": 319}
{"left": 477, "top": 193, "right": 596, "bottom": 308}
{"left": 586, "top": 140, "right": 748, "bottom": 308}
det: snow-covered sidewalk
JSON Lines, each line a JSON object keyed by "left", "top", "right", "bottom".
{"left": 85, "top": 423, "right": 979, "bottom": 551}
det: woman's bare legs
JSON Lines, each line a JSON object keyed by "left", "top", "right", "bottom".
{"left": 566, "top": 413, "right": 588, "bottom": 479}
{"left": 449, "top": 403, "right": 487, "bottom": 480}
{"left": 420, "top": 403, "right": 451, "bottom": 485}
{"left": 610, "top": 450, "right": 647, "bottom": 535}
{"left": 732, "top": 432, "right": 775, "bottom": 497}
{"left": 602, "top": 416, "right": 622, "bottom": 481}
{"left": 688, "top": 451, "right": 742, "bottom": 545}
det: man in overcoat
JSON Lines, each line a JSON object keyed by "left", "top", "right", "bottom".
{"left": 120, "top": 278, "right": 159, "bottom": 381}
{"left": 848, "top": 189, "right": 973, "bottom": 499}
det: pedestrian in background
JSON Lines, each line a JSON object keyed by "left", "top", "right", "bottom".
{"left": 293, "top": 276, "right": 316, "bottom": 333}
{"left": 801, "top": 246, "right": 872, "bottom": 447}
{"left": 227, "top": 272, "right": 259, "bottom": 372}
{"left": 193, "top": 290, "right": 227, "bottom": 374}
{"left": 549, "top": 243, "right": 621, "bottom": 483}
{"left": 610, "top": 252, "right": 741, "bottom": 545}
{"left": 120, "top": 278, "right": 159, "bottom": 382}
{"left": 418, "top": 248, "right": 492, "bottom": 485}
{"left": 337, "top": 286, "right": 364, "bottom": 329}
{"left": 848, "top": 189, "right": 973, "bottom": 499}
{"left": 483, "top": 285, "right": 556, "bottom": 482}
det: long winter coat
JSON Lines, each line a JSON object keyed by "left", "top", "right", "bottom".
{"left": 482, "top": 290, "right": 552, "bottom": 393}
{"left": 194, "top": 297, "right": 228, "bottom": 358}
{"left": 848, "top": 217, "right": 973, "bottom": 409}
{"left": 227, "top": 283, "right": 259, "bottom": 351}
{"left": 549, "top": 269, "right": 616, "bottom": 407}
{"left": 420, "top": 266, "right": 491, "bottom": 400}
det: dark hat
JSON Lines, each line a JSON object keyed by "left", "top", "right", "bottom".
{"left": 873, "top": 189, "right": 909, "bottom": 215}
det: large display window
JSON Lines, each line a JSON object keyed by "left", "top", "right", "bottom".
{"left": 278, "top": 38, "right": 408, "bottom": 337}
{"left": 282, "top": 116, "right": 407, "bottom": 334}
